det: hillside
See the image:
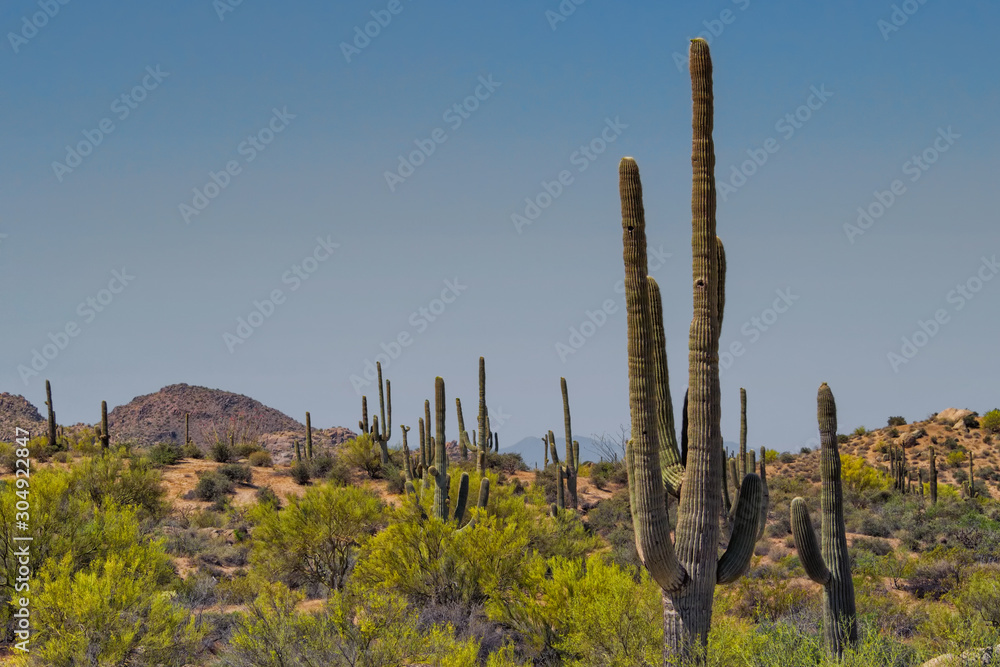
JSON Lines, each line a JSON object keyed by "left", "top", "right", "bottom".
{"left": 0, "top": 392, "right": 46, "bottom": 441}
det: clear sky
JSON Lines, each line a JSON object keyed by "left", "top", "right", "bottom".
{"left": 1, "top": 1, "right": 998, "bottom": 453}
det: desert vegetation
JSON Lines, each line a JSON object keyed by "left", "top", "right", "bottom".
{"left": 1, "top": 39, "right": 998, "bottom": 667}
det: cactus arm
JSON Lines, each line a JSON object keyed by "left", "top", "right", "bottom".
{"left": 728, "top": 457, "right": 740, "bottom": 507}
{"left": 456, "top": 398, "right": 471, "bottom": 459}
{"left": 424, "top": 400, "right": 432, "bottom": 467}
{"left": 647, "top": 278, "right": 685, "bottom": 498}
{"left": 548, "top": 430, "right": 560, "bottom": 465}
{"left": 453, "top": 472, "right": 470, "bottom": 524}
{"left": 717, "top": 473, "right": 763, "bottom": 584}
{"left": 757, "top": 445, "right": 769, "bottom": 541}
{"left": 400, "top": 425, "right": 414, "bottom": 483}
{"left": 101, "top": 400, "right": 110, "bottom": 450}
{"left": 748, "top": 449, "right": 756, "bottom": 476}
{"left": 721, "top": 440, "right": 732, "bottom": 514}
{"left": 791, "top": 498, "right": 831, "bottom": 585}
{"left": 680, "top": 389, "right": 689, "bottom": 467}
{"left": 46, "top": 380, "right": 58, "bottom": 450}
{"left": 360, "top": 396, "right": 369, "bottom": 434}
{"left": 556, "top": 465, "right": 565, "bottom": 510}
{"left": 620, "top": 156, "right": 687, "bottom": 593}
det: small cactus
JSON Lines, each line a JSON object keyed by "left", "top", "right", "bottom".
{"left": 929, "top": 446, "right": 938, "bottom": 504}
{"left": 791, "top": 383, "right": 857, "bottom": 659}
{"left": 100, "top": 400, "right": 110, "bottom": 451}
{"left": 185, "top": 413, "right": 190, "bottom": 446}
{"left": 305, "top": 411, "right": 313, "bottom": 460}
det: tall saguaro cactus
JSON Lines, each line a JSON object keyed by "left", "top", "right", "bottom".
{"left": 561, "top": 377, "right": 578, "bottom": 509}
{"left": 428, "top": 377, "right": 449, "bottom": 521}
{"left": 929, "top": 446, "right": 938, "bottom": 504}
{"left": 739, "top": 387, "right": 747, "bottom": 476}
{"left": 305, "top": 411, "right": 313, "bottom": 460}
{"left": 100, "top": 401, "right": 110, "bottom": 451}
{"left": 45, "top": 380, "right": 57, "bottom": 451}
{"left": 791, "top": 383, "right": 857, "bottom": 659}
{"left": 620, "top": 39, "right": 763, "bottom": 663}
{"left": 185, "top": 413, "right": 191, "bottom": 447}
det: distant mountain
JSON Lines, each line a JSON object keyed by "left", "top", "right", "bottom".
{"left": 0, "top": 393, "right": 46, "bottom": 441}
{"left": 107, "top": 383, "right": 307, "bottom": 448}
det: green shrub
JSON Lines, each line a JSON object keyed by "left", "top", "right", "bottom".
{"left": 963, "top": 413, "right": 981, "bottom": 429}
{"left": 341, "top": 434, "right": 381, "bottom": 478}
{"left": 853, "top": 426, "right": 868, "bottom": 436}
{"left": 255, "top": 486, "right": 281, "bottom": 509}
{"left": 981, "top": 409, "right": 1000, "bottom": 434}
{"left": 182, "top": 441, "right": 203, "bottom": 459}
{"left": 837, "top": 434, "right": 850, "bottom": 444}
{"left": 191, "top": 471, "right": 235, "bottom": 502}
{"left": 250, "top": 483, "right": 385, "bottom": 591}
{"left": 290, "top": 462, "right": 311, "bottom": 486}
{"left": 218, "top": 463, "right": 253, "bottom": 485}
{"left": 946, "top": 450, "right": 967, "bottom": 467}
{"left": 234, "top": 441, "right": 262, "bottom": 459}
{"left": 210, "top": 441, "right": 234, "bottom": 463}
{"left": 248, "top": 450, "right": 273, "bottom": 467}
{"left": 779, "top": 452, "right": 795, "bottom": 464}
{"left": 71, "top": 454, "right": 166, "bottom": 519}
{"left": 308, "top": 454, "right": 336, "bottom": 478}
{"left": 147, "top": 442, "right": 183, "bottom": 466}
{"left": 484, "top": 451, "right": 530, "bottom": 474}
{"left": 887, "top": 416, "right": 907, "bottom": 427}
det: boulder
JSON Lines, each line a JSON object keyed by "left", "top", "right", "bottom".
{"left": 937, "top": 408, "right": 974, "bottom": 426}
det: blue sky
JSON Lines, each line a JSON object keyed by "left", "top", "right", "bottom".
{"left": 1, "top": 1, "right": 998, "bottom": 453}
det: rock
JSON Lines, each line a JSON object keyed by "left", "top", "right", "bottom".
{"left": 937, "top": 408, "right": 974, "bottom": 426}
{"left": 922, "top": 644, "right": 1000, "bottom": 666}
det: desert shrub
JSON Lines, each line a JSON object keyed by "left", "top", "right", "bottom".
{"left": 721, "top": 566, "right": 819, "bottom": 624}
{"left": 484, "top": 451, "right": 529, "bottom": 474}
{"left": 308, "top": 454, "right": 336, "bottom": 478}
{"left": 953, "top": 567, "right": 1000, "bottom": 629}
{"left": 234, "top": 441, "right": 262, "bottom": 459}
{"left": 52, "top": 450, "right": 70, "bottom": 463}
{"left": 837, "top": 434, "right": 850, "bottom": 444}
{"left": 325, "top": 456, "right": 352, "bottom": 486}
{"left": 341, "top": 434, "right": 382, "bottom": 478}
{"left": 888, "top": 427, "right": 900, "bottom": 438}
{"left": 963, "top": 413, "right": 981, "bottom": 429}
{"left": 840, "top": 454, "right": 890, "bottom": 494}
{"left": 853, "top": 426, "right": 867, "bottom": 436}
{"left": 250, "top": 483, "right": 385, "bottom": 592}
{"left": 981, "top": 409, "right": 1000, "bottom": 434}
{"left": 779, "top": 452, "right": 795, "bottom": 463}
{"left": 383, "top": 463, "right": 406, "bottom": 495}
{"left": 191, "top": 470, "right": 235, "bottom": 503}
{"left": 248, "top": 450, "right": 272, "bottom": 467}
{"left": 218, "top": 463, "right": 253, "bottom": 485}
{"left": 887, "top": 416, "right": 907, "bottom": 427}
{"left": 28, "top": 533, "right": 204, "bottom": 666}
{"left": 147, "top": 442, "right": 183, "bottom": 466}
{"left": 946, "top": 450, "right": 967, "bottom": 467}
{"left": 589, "top": 460, "right": 618, "bottom": 490}
{"left": 210, "top": 441, "right": 234, "bottom": 463}
{"left": 290, "top": 462, "right": 311, "bottom": 485}
{"left": 585, "top": 490, "right": 639, "bottom": 572}
{"left": 182, "top": 441, "right": 203, "bottom": 459}
{"left": 219, "top": 580, "right": 482, "bottom": 667}
{"left": 71, "top": 454, "right": 166, "bottom": 519}
{"left": 943, "top": 436, "right": 959, "bottom": 450}
{"left": 255, "top": 485, "right": 281, "bottom": 509}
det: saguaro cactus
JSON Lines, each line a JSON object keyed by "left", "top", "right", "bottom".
{"left": 428, "top": 377, "right": 449, "bottom": 521}
{"left": 791, "top": 383, "right": 857, "bottom": 659}
{"left": 929, "top": 446, "right": 938, "bottom": 504}
{"left": 45, "top": 380, "right": 57, "bottom": 450}
{"left": 464, "top": 357, "right": 491, "bottom": 475}
{"left": 739, "top": 387, "right": 747, "bottom": 476}
{"left": 305, "top": 411, "right": 313, "bottom": 460}
{"left": 968, "top": 452, "right": 976, "bottom": 498}
{"left": 619, "top": 39, "right": 763, "bottom": 663}
{"left": 100, "top": 401, "right": 110, "bottom": 451}
{"left": 185, "top": 413, "right": 191, "bottom": 446}
{"left": 561, "top": 377, "right": 578, "bottom": 510}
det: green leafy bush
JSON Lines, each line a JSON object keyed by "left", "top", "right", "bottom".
{"left": 887, "top": 416, "right": 907, "bottom": 427}
{"left": 248, "top": 450, "right": 272, "bottom": 467}
{"left": 250, "top": 483, "right": 384, "bottom": 592}
{"left": 147, "top": 442, "right": 183, "bottom": 467}
{"left": 210, "top": 441, "right": 234, "bottom": 463}
{"left": 191, "top": 471, "right": 235, "bottom": 502}
{"left": 218, "top": 463, "right": 254, "bottom": 485}
{"left": 981, "top": 409, "right": 1000, "bottom": 434}
{"left": 290, "top": 461, "right": 311, "bottom": 485}
{"left": 182, "top": 441, "right": 203, "bottom": 459}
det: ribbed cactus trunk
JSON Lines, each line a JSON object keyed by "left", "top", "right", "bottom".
{"left": 432, "top": 377, "right": 449, "bottom": 520}
{"left": 968, "top": 452, "right": 975, "bottom": 498}
{"left": 45, "top": 380, "right": 57, "bottom": 451}
{"left": 424, "top": 400, "right": 432, "bottom": 468}
{"left": 739, "top": 387, "right": 747, "bottom": 476}
{"left": 561, "top": 377, "right": 578, "bottom": 510}
{"left": 305, "top": 412, "right": 313, "bottom": 460}
{"left": 185, "top": 413, "right": 190, "bottom": 445}
{"left": 100, "top": 401, "right": 110, "bottom": 451}
{"left": 476, "top": 357, "right": 488, "bottom": 475}
{"left": 791, "top": 383, "right": 857, "bottom": 659}
{"left": 929, "top": 446, "right": 938, "bottom": 504}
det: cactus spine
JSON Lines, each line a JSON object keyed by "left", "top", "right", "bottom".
{"left": 305, "top": 411, "right": 313, "bottom": 460}
{"left": 619, "top": 39, "right": 763, "bottom": 662}
{"left": 100, "top": 400, "right": 110, "bottom": 451}
{"left": 45, "top": 380, "right": 57, "bottom": 451}
{"left": 791, "top": 383, "right": 857, "bottom": 659}
{"left": 929, "top": 446, "right": 938, "bottom": 504}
